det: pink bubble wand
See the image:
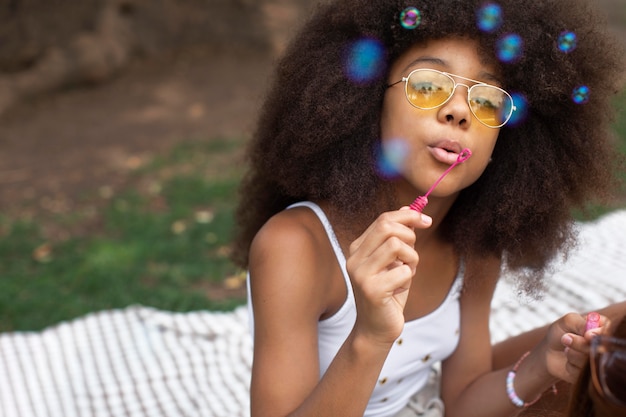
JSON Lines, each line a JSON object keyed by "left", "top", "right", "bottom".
{"left": 585, "top": 312, "right": 601, "bottom": 332}
{"left": 409, "top": 148, "right": 473, "bottom": 213}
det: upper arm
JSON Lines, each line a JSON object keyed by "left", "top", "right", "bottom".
{"left": 440, "top": 256, "right": 501, "bottom": 405}
{"left": 248, "top": 210, "right": 333, "bottom": 417}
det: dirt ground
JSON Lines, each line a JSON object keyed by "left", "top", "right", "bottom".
{"left": 0, "top": 1, "right": 624, "bottom": 225}
{"left": 0, "top": 44, "right": 275, "bottom": 221}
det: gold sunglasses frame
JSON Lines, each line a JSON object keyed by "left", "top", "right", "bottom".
{"left": 388, "top": 68, "right": 517, "bottom": 129}
{"left": 590, "top": 335, "right": 626, "bottom": 407}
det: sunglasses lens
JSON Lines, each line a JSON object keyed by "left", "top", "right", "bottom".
{"left": 469, "top": 86, "right": 514, "bottom": 128}
{"left": 405, "top": 70, "right": 514, "bottom": 128}
{"left": 406, "top": 71, "right": 454, "bottom": 109}
{"left": 602, "top": 350, "right": 626, "bottom": 405}
{"left": 592, "top": 337, "right": 626, "bottom": 407}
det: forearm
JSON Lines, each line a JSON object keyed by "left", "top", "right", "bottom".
{"left": 492, "top": 325, "right": 548, "bottom": 369}
{"left": 445, "top": 349, "right": 558, "bottom": 417}
{"left": 492, "top": 301, "right": 626, "bottom": 370}
{"left": 271, "top": 330, "right": 392, "bottom": 417}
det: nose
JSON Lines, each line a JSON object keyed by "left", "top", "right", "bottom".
{"left": 438, "top": 84, "right": 472, "bottom": 128}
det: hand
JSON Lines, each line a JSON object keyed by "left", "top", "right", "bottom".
{"left": 543, "top": 312, "right": 609, "bottom": 383}
{"left": 346, "top": 207, "right": 432, "bottom": 345}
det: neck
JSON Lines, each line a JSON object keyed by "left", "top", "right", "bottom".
{"left": 392, "top": 178, "right": 458, "bottom": 248}
{"left": 414, "top": 194, "right": 457, "bottom": 248}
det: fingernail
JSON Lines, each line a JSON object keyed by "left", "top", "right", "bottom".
{"left": 561, "top": 334, "right": 573, "bottom": 347}
{"left": 421, "top": 214, "right": 432, "bottom": 225}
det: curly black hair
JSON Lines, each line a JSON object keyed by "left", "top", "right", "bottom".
{"left": 232, "top": 0, "right": 624, "bottom": 289}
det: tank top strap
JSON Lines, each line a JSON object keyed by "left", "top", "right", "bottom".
{"left": 287, "top": 201, "right": 353, "bottom": 299}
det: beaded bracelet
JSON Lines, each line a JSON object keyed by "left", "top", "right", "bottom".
{"left": 506, "top": 351, "right": 557, "bottom": 408}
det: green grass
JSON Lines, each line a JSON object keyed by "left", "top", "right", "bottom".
{"left": 0, "top": 138, "right": 247, "bottom": 332}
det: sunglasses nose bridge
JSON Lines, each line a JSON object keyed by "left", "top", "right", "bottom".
{"left": 453, "top": 81, "right": 471, "bottom": 91}
{"left": 444, "top": 81, "right": 475, "bottom": 113}
{"left": 443, "top": 78, "right": 471, "bottom": 101}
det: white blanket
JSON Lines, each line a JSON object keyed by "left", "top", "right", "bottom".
{"left": 2, "top": 210, "right": 626, "bottom": 417}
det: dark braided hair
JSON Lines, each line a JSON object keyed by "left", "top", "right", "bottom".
{"left": 232, "top": 0, "right": 624, "bottom": 291}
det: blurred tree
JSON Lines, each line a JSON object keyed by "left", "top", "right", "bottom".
{"left": 0, "top": 0, "right": 295, "bottom": 115}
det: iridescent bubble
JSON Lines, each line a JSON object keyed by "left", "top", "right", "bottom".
{"left": 376, "top": 138, "right": 409, "bottom": 179}
{"left": 476, "top": 3, "right": 503, "bottom": 33}
{"left": 496, "top": 33, "right": 523, "bottom": 63}
{"left": 572, "top": 85, "right": 590, "bottom": 104}
{"left": 345, "top": 38, "right": 386, "bottom": 83}
{"left": 557, "top": 31, "right": 577, "bottom": 53}
{"left": 400, "top": 7, "right": 422, "bottom": 30}
{"left": 507, "top": 92, "right": 528, "bottom": 126}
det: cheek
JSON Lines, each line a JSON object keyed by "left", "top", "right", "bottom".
{"left": 474, "top": 129, "right": 499, "bottom": 158}
{"left": 380, "top": 93, "right": 403, "bottom": 139}
{"left": 380, "top": 90, "right": 419, "bottom": 140}
{"left": 465, "top": 131, "right": 499, "bottom": 182}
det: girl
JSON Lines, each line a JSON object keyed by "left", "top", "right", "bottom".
{"left": 232, "top": 0, "right": 626, "bottom": 416}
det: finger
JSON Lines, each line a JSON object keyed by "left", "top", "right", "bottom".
{"left": 562, "top": 359, "right": 582, "bottom": 384}
{"left": 350, "top": 213, "right": 420, "bottom": 259}
{"left": 353, "top": 207, "right": 432, "bottom": 248}
{"left": 356, "top": 261, "right": 413, "bottom": 303}
{"left": 585, "top": 315, "right": 610, "bottom": 340}
{"left": 383, "top": 263, "right": 414, "bottom": 296}
{"left": 561, "top": 332, "right": 591, "bottom": 363}
{"left": 563, "top": 344, "right": 587, "bottom": 369}
{"left": 401, "top": 207, "right": 433, "bottom": 228}
{"left": 350, "top": 236, "right": 419, "bottom": 281}
{"left": 558, "top": 312, "right": 586, "bottom": 338}
{"left": 565, "top": 312, "right": 611, "bottom": 338}
{"left": 379, "top": 237, "right": 419, "bottom": 272}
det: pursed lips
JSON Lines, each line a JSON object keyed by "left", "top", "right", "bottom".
{"left": 427, "top": 140, "right": 465, "bottom": 165}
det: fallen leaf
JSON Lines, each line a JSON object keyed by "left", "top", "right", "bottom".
{"left": 195, "top": 209, "right": 214, "bottom": 224}
{"left": 32, "top": 243, "right": 53, "bottom": 263}
{"left": 171, "top": 220, "right": 187, "bottom": 234}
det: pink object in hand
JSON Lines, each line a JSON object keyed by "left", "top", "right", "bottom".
{"left": 585, "top": 312, "right": 601, "bottom": 332}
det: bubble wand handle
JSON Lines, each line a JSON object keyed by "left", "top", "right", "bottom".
{"left": 409, "top": 148, "right": 472, "bottom": 213}
{"left": 585, "top": 312, "right": 601, "bottom": 332}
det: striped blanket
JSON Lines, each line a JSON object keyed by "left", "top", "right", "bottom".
{"left": 2, "top": 210, "right": 626, "bottom": 417}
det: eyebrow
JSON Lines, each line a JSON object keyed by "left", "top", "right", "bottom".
{"left": 402, "top": 56, "right": 502, "bottom": 84}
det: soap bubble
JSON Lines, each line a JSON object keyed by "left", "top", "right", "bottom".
{"left": 476, "top": 3, "right": 503, "bottom": 33}
{"left": 572, "top": 85, "right": 590, "bottom": 104}
{"left": 507, "top": 92, "right": 528, "bottom": 126}
{"left": 376, "top": 138, "right": 409, "bottom": 179}
{"left": 345, "top": 38, "right": 386, "bottom": 83}
{"left": 400, "top": 7, "right": 422, "bottom": 30}
{"left": 557, "top": 31, "right": 577, "bottom": 53}
{"left": 496, "top": 33, "right": 523, "bottom": 63}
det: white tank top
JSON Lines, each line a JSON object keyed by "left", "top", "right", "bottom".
{"left": 247, "top": 201, "right": 462, "bottom": 417}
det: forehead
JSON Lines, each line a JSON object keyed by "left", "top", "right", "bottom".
{"left": 392, "top": 37, "right": 501, "bottom": 81}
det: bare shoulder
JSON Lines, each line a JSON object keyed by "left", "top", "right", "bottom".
{"left": 248, "top": 206, "right": 345, "bottom": 415}
{"left": 248, "top": 205, "right": 339, "bottom": 320}
{"left": 250, "top": 206, "right": 328, "bottom": 262}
